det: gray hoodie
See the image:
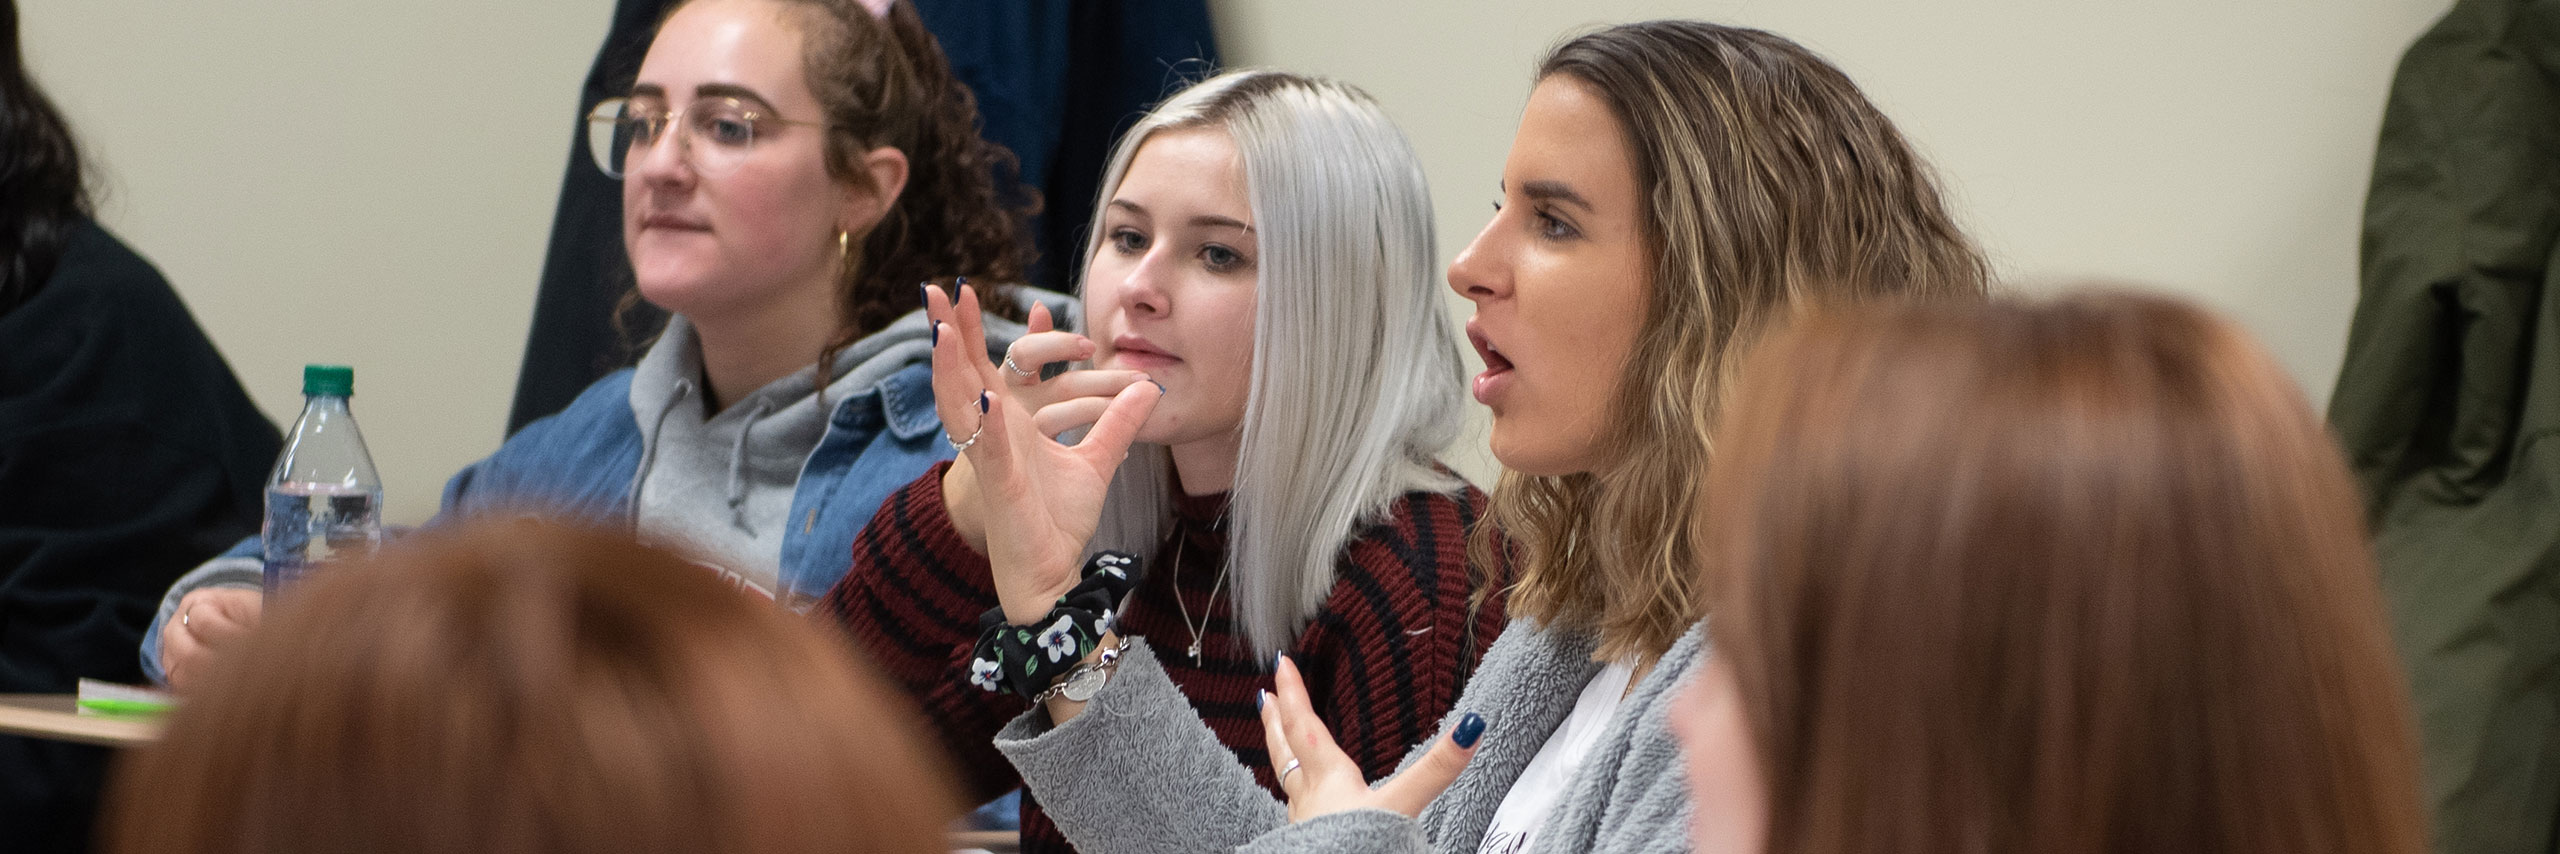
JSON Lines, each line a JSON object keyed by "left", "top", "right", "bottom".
{"left": 627, "top": 294, "right": 1062, "bottom": 596}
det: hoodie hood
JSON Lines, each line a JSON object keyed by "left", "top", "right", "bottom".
{"left": 622, "top": 287, "right": 1072, "bottom": 595}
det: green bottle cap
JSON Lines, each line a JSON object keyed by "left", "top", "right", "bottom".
{"left": 303, "top": 364, "right": 354, "bottom": 397}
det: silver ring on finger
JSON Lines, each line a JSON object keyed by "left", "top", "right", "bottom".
{"left": 1001, "top": 353, "right": 1040, "bottom": 384}
{"left": 1279, "top": 758, "right": 1303, "bottom": 788}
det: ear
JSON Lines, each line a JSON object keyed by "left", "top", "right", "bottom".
{"left": 840, "top": 145, "right": 911, "bottom": 235}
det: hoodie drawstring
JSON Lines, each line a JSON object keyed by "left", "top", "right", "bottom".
{"left": 726, "top": 399, "right": 772, "bottom": 534}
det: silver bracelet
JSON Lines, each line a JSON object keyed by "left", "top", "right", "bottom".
{"left": 1032, "top": 637, "right": 1132, "bottom": 704}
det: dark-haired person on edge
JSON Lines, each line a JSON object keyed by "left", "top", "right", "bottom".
{"left": 0, "top": 1, "right": 281, "bottom": 849}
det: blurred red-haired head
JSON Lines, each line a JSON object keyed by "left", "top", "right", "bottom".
{"left": 105, "top": 521, "right": 961, "bottom": 854}
{"left": 1681, "top": 289, "right": 2428, "bottom": 854}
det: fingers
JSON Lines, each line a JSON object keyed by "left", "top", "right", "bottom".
{"left": 921, "top": 281, "right": 951, "bottom": 327}
{"left": 930, "top": 320, "right": 988, "bottom": 439}
{"left": 1267, "top": 653, "right": 1372, "bottom": 823}
{"left": 1038, "top": 369, "right": 1148, "bottom": 402}
{"left": 1259, "top": 689, "right": 1300, "bottom": 792}
{"left": 1005, "top": 331, "right": 1096, "bottom": 384}
{"left": 1027, "top": 301, "right": 1054, "bottom": 335}
{"left": 166, "top": 588, "right": 263, "bottom": 693}
{"left": 1370, "top": 712, "right": 1485, "bottom": 818}
{"left": 1027, "top": 373, "right": 1153, "bottom": 435}
{"left": 1071, "top": 380, "right": 1163, "bottom": 470}
{"left": 162, "top": 629, "right": 206, "bottom": 692}
{"left": 954, "top": 283, "right": 1001, "bottom": 389}
{"left": 964, "top": 391, "right": 1018, "bottom": 483}
{"left": 189, "top": 589, "right": 262, "bottom": 646}
{"left": 1033, "top": 398, "right": 1109, "bottom": 439}
{"left": 1271, "top": 655, "right": 1347, "bottom": 765}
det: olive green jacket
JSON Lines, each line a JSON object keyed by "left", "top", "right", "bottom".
{"left": 2332, "top": 1, "right": 2560, "bottom": 851}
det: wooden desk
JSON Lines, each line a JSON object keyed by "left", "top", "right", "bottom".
{"left": 0, "top": 694, "right": 163, "bottom": 748}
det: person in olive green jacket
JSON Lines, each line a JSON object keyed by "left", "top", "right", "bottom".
{"left": 2332, "top": 1, "right": 2560, "bottom": 851}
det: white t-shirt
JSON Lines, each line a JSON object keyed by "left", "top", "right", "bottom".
{"left": 1474, "top": 660, "right": 1639, "bottom": 854}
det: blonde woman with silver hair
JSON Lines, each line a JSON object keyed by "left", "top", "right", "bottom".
{"left": 818, "top": 69, "right": 1504, "bottom": 854}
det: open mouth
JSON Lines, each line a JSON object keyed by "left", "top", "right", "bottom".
{"left": 1467, "top": 321, "right": 1514, "bottom": 374}
{"left": 1466, "top": 319, "right": 1514, "bottom": 405}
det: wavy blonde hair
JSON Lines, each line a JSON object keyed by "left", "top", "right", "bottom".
{"left": 1482, "top": 20, "right": 1991, "bottom": 661}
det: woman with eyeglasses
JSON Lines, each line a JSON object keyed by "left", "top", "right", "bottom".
{"left": 140, "top": 0, "right": 1059, "bottom": 692}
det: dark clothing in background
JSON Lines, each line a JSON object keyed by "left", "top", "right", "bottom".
{"left": 2330, "top": 1, "right": 2560, "bottom": 852}
{"left": 0, "top": 221, "right": 279, "bottom": 852}
{"left": 910, "top": 0, "right": 1221, "bottom": 293}
{"left": 504, "top": 0, "right": 671, "bottom": 438}
{"left": 506, "top": 0, "right": 1218, "bottom": 434}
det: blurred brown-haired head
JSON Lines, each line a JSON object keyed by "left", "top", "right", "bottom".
{"left": 104, "top": 521, "right": 961, "bottom": 854}
{"left": 1696, "top": 290, "right": 2427, "bottom": 854}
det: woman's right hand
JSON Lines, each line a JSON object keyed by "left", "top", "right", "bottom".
{"left": 162, "top": 587, "right": 261, "bottom": 693}
{"left": 941, "top": 301, "right": 1155, "bottom": 553}
{"left": 926, "top": 283, "right": 1161, "bottom": 624}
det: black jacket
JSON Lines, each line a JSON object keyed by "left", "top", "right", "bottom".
{"left": 0, "top": 220, "right": 279, "bottom": 851}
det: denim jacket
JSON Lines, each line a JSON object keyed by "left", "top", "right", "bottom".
{"left": 140, "top": 290, "right": 1073, "bottom": 684}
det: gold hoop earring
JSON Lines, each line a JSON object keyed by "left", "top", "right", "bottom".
{"left": 837, "top": 230, "right": 851, "bottom": 264}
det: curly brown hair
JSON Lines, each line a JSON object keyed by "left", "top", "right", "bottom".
{"left": 641, "top": 0, "right": 1035, "bottom": 350}
{"left": 789, "top": 0, "right": 1034, "bottom": 344}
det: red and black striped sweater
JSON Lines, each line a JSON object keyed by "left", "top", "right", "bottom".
{"left": 819, "top": 462, "right": 1507, "bottom": 854}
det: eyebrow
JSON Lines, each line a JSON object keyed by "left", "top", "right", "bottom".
{"left": 625, "top": 82, "right": 778, "bottom": 112}
{"left": 1519, "top": 180, "right": 1594, "bottom": 213}
{"left": 1108, "top": 200, "right": 1255, "bottom": 234}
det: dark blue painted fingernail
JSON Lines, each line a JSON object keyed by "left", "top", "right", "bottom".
{"left": 978, "top": 392, "right": 991, "bottom": 414}
{"left": 1257, "top": 690, "right": 1267, "bottom": 711}
{"left": 1452, "top": 713, "right": 1486, "bottom": 749}
{"left": 1273, "top": 651, "right": 1287, "bottom": 671}
{"left": 919, "top": 283, "right": 930, "bottom": 305}
{"left": 1150, "top": 381, "right": 1167, "bottom": 395}
{"left": 956, "top": 275, "right": 969, "bottom": 287}
{"left": 931, "top": 322, "right": 940, "bottom": 347}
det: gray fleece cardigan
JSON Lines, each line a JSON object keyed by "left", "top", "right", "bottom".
{"left": 993, "top": 619, "right": 1704, "bottom": 854}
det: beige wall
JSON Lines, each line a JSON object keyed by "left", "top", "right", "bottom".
{"left": 20, "top": 0, "right": 2445, "bottom": 516}
{"left": 1212, "top": 0, "right": 2447, "bottom": 484}
{"left": 21, "top": 0, "right": 607, "bottom": 523}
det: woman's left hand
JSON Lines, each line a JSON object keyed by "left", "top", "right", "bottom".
{"left": 1260, "top": 654, "right": 1486, "bottom": 823}
{"left": 927, "top": 283, "right": 1160, "bottom": 625}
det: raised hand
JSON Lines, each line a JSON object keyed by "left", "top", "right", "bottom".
{"left": 1260, "top": 653, "right": 1485, "bottom": 823}
{"left": 926, "top": 283, "right": 1162, "bottom": 624}
{"left": 997, "top": 302, "right": 1158, "bottom": 438}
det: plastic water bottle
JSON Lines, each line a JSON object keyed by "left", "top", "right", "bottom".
{"left": 263, "top": 364, "right": 383, "bottom": 595}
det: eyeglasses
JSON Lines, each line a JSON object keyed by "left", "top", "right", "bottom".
{"left": 585, "top": 96, "right": 827, "bottom": 179}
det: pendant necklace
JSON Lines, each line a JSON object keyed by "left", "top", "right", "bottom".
{"left": 1169, "top": 528, "right": 1230, "bottom": 665}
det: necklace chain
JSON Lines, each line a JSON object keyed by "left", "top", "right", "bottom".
{"left": 1169, "top": 527, "right": 1229, "bottom": 665}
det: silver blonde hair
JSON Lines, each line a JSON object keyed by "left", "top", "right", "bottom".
{"left": 1083, "top": 69, "right": 1468, "bottom": 658}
